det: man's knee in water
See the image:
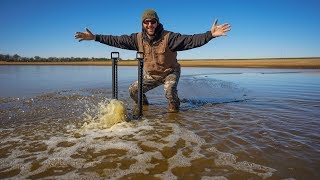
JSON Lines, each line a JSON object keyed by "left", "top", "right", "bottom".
{"left": 165, "top": 80, "right": 180, "bottom": 113}
{"left": 129, "top": 82, "right": 149, "bottom": 105}
{"left": 164, "top": 80, "right": 179, "bottom": 101}
{"left": 129, "top": 83, "right": 138, "bottom": 99}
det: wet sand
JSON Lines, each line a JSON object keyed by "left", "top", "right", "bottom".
{"left": 1, "top": 58, "right": 320, "bottom": 68}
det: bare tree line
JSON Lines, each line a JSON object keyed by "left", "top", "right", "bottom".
{"left": 0, "top": 54, "right": 115, "bottom": 62}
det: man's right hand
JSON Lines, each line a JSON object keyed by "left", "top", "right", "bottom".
{"left": 75, "top": 28, "right": 95, "bottom": 42}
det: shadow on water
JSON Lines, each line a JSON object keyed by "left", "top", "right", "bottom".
{"left": 180, "top": 97, "right": 252, "bottom": 110}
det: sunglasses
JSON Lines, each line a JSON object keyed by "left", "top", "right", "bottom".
{"left": 143, "top": 19, "right": 157, "bottom": 25}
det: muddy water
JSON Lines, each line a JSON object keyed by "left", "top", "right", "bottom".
{"left": 0, "top": 66, "right": 319, "bottom": 179}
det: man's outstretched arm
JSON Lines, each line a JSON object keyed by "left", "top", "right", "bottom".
{"left": 74, "top": 28, "right": 138, "bottom": 50}
{"left": 168, "top": 19, "right": 231, "bottom": 51}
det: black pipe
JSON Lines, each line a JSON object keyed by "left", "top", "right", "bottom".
{"left": 111, "top": 52, "right": 119, "bottom": 99}
{"left": 136, "top": 52, "right": 144, "bottom": 119}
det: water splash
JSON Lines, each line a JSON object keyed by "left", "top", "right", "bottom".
{"left": 81, "top": 99, "right": 128, "bottom": 130}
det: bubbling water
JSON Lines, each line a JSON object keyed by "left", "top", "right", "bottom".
{"left": 81, "top": 99, "right": 128, "bottom": 130}
{"left": 0, "top": 94, "right": 278, "bottom": 179}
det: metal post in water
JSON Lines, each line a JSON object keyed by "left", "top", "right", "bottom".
{"left": 136, "top": 52, "right": 144, "bottom": 119}
{"left": 111, "top": 52, "right": 119, "bottom": 99}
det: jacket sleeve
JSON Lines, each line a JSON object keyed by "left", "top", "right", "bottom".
{"left": 95, "top": 33, "right": 138, "bottom": 51}
{"left": 168, "top": 31, "right": 214, "bottom": 51}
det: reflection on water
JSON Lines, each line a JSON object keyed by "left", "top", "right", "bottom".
{"left": 0, "top": 66, "right": 320, "bottom": 179}
{"left": 0, "top": 65, "right": 137, "bottom": 97}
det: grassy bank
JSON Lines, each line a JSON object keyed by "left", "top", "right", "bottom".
{"left": 1, "top": 58, "right": 320, "bottom": 69}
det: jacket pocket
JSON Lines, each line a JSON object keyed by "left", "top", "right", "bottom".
{"left": 143, "top": 44, "right": 151, "bottom": 55}
{"left": 155, "top": 44, "right": 165, "bottom": 54}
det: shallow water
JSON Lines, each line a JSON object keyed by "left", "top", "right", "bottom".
{"left": 0, "top": 66, "right": 319, "bottom": 179}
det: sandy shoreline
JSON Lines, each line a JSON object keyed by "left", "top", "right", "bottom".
{"left": 1, "top": 58, "right": 320, "bottom": 69}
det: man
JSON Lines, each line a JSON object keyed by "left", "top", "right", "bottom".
{"left": 75, "top": 9, "right": 231, "bottom": 113}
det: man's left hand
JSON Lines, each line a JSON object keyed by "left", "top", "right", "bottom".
{"left": 211, "top": 19, "right": 231, "bottom": 37}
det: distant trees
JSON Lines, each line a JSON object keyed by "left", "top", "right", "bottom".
{"left": 0, "top": 53, "right": 111, "bottom": 62}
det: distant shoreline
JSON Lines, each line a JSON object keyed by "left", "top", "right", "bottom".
{"left": 1, "top": 58, "right": 320, "bottom": 69}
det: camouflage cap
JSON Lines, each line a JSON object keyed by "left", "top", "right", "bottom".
{"left": 142, "top": 9, "right": 159, "bottom": 23}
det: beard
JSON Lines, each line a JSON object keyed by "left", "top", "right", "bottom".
{"left": 142, "top": 23, "right": 163, "bottom": 42}
{"left": 146, "top": 30, "right": 155, "bottom": 36}
{"left": 143, "top": 27, "right": 155, "bottom": 37}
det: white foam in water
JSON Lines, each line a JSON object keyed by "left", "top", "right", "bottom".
{"left": 0, "top": 102, "right": 277, "bottom": 179}
{"left": 207, "top": 147, "right": 276, "bottom": 179}
{"left": 202, "top": 176, "right": 228, "bottom": 180}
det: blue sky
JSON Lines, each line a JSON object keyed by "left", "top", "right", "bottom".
{"left": 1, "top": 0, "right": 320, "bottom": 60}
